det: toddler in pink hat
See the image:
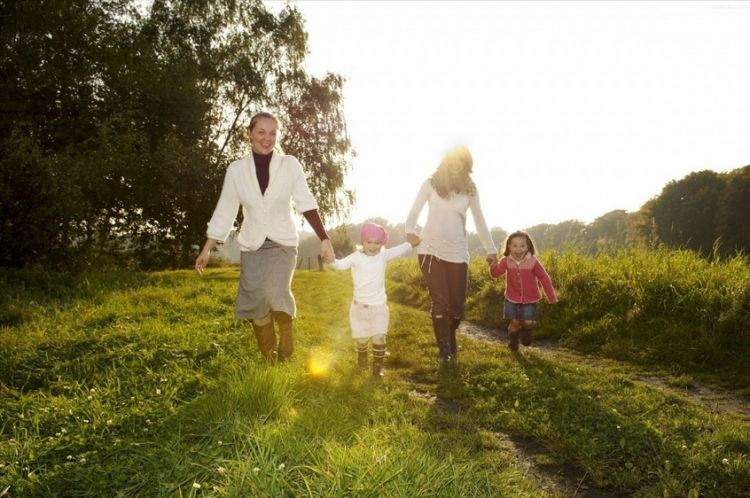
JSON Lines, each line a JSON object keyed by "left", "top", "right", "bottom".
{"left": 329, "top": 222, "right": 419, "bottom": 377}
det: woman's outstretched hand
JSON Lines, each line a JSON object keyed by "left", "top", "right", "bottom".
{"left": 195, "top": 250, "right": 210, "bottom": 276}
{"left": 195, "top": 239, "right": 218, "bottom": 276}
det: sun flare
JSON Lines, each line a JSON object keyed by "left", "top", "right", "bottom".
{"left": 306, "top": 349, "right": 334, "bottom": 378}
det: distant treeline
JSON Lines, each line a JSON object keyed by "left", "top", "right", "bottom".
{"left": 297, "top": 165, "right": 750, "bottom": 263}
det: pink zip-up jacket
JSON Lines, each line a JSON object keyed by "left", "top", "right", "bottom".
{"left": 489, "top": 253, "right": 558, "bottom": 304}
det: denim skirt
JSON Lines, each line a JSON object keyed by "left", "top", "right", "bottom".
{"left": 503, "top": 299, "right": 537, "bottom": 320}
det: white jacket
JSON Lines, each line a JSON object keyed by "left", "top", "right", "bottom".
{"left": 206, "top": 153, "right": 319, "bottom": 250}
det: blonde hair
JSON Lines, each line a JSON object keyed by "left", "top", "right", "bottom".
{"left": 429, "top": 145, "right": 476, "bottom": 198}
{"left": 246, "top": 111, "right": 279, "bottom": 131}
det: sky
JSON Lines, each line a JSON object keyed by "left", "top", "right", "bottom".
{"left": 280, "top": 1, "right": 750, "bottom": 231}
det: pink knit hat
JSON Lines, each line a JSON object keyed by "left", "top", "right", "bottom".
{"left": 360, "top": 222, "right": 389, "bottom": 245}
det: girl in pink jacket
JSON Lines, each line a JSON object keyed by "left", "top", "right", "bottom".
{"left": 490, "top": 231, "right": 557, "bottom": 351}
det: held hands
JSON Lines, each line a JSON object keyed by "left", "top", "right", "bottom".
{"left": 320, "top": 238, "right": 334, "bottom": 264}
{"left": 485, "top": 253, "right": 498, "bottom": 266}
{"left": 406, "top": 233, "right": 421, "bottom": 247}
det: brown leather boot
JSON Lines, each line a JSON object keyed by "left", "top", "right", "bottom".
{"left": 252, "top": 320, "right": 276, "bottom": 360}
{"left": 272, "top": 311, "right": 294, "bottom": 361}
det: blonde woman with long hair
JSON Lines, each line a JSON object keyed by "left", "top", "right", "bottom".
{"left": 405, "top": 145, "right": 498, "bottom": 363}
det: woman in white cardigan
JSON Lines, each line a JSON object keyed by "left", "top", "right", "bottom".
{"left": 195, "top": 112, "right": 334, "bottom": 361}
{"left": 405, "top": 145, "right": 497, "bottom": 363}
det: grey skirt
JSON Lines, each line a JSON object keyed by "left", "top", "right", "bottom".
{"left": 236, "top": 239, "right": 298, "bottom": 320}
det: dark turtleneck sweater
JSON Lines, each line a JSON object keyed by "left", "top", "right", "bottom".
{"left": 253, "top": 150, "right": 272, "bottom": 194}
{"left": 253, "top": 150, "right": 329, "bottom": 241}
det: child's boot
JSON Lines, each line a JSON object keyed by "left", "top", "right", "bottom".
{"left": 507, "top": 328, "right": 520, "bottom": 351}
{"left": 357, "top": 346, "right": 368, "bottom": 369}
{"left": 520, "top": 325, "right": 534, "bottom": 347}
{"left": 372, "top": 343, "right": 386, "bottom": 378}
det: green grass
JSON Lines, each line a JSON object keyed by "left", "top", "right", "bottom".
{"left": 1, "top": 264, "right": 749, "bottom": 497}
{"left": 388, "top": 247, "right": 750, "bottom": 390}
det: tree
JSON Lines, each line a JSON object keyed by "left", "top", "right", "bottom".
{"left": 583, "top": 209, "right": 633, "bottom": 254}
{"left": 275, "top": 71, "right": 355, "bottom": 223}
{"left": 715, "top": 165, "right": 750, "bottom": 256}
{"left": 649, "top": 170, "right": 725, "bottom": 255}
{"left": 0, "top": 0, "right": 354, "bottom": 269}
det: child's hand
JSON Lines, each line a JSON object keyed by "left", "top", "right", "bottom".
{"left": 406, "top": 233, "right": 421, "bottom": 247}
{"left": 485, "top": 253, "right": 498, "bottom": 266}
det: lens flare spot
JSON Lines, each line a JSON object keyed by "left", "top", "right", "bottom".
{"left": 306, "top": 350, "right": 333, "bottom": 378}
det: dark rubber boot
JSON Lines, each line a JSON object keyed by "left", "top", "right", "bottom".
{"left": 507, "top": 328, "right": 520, "bottom": 351}
{"left": 357, "top": 349, "right": 368, "bottom": 369}
{"left": 432, "top": 316, "right": 453, "bottom": 362}
{"left": 521, "top": 326, "right": 534, "bottom": 347}
{"left": 449, "top": 317, "right": 461, "bottom": 359}
{"left": 372, "top": 343, "right": 386, "bottom": 378}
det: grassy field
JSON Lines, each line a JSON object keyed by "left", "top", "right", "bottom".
{"left": 388, "top": 248, "right": 750, "bottom": 391}
{"left": 1, "top": 264, "right": 749, "bottom": 497}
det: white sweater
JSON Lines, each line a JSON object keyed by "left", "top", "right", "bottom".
{"left": 206, "top": 153, "right": 319, "bottom": 250}
{"left": 331, "top": 242, "right": 413, "bottom": 305}
{"left": 405, "top": 179, "right": 497, "bottom": 263}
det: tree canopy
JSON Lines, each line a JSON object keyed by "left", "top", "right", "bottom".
{"left": 0, "top": 0, "right": 353, "bottom": 269}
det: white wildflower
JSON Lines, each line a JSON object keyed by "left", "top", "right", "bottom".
{"left": 192, "top": 482, "right": 202, "bottom": 490}
{"left": 278, "top": 463, "right": 286, "bottom": 470}
{"left": 253, "top": 467, "right": 260, "bottom": 474}
{"left": 722, "top": 458, "right": 730, "bottom": 465}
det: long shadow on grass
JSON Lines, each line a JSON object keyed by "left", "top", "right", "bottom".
{"left": 495, "top": 351, "right": 731, "bottom": 497}
{"left": 411, "top": 355, "right": 633, "bottom": 498}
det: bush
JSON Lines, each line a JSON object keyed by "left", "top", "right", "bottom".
{"left": 387, "top": 248, "right": 750, "bottom": 388}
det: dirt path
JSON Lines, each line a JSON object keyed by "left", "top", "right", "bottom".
{"left": 457, "top": 321, "right": 750, "bottom": 421}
